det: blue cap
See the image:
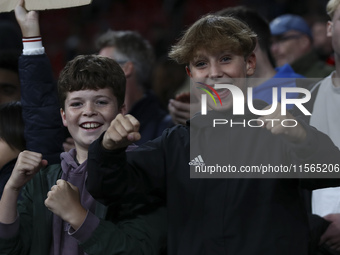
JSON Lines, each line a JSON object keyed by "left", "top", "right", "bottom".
{"left": 270, "top": 14, "right": 312, "bottom": 39}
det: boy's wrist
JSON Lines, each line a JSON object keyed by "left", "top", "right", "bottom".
{"left": 65, "top": 206, "right": 88, "bottom": 230}
{"left": 22, "top": 37, "right": 45, "bottom": 55}
{"left": 68, "top": 210, "right": 100, "bottom": 243}
{"left": 4, "top": 181, "right": 22, "bottom": 194}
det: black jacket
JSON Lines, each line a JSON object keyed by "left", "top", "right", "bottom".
{"left": 19, "top": 54, "right": 64, "bottom": 164}
{"left": 87, "top": 104, "right": 340, "bottom": 255}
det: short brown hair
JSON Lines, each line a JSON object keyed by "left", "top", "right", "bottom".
{"left": 58, "top": 55, "right": 126, "bottom": 109}
{"left": 169, "top": 14, "right": 257, "bottom": 64}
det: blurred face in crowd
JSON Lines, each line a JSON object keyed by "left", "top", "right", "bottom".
{"left": 313, "top": 21, "right": 333, "bottom": 57}
{"left": 270, "top": 30, "right": 311, "bottom": 66}
{"left": 328, "top": 4, "right": 340, "bottom": 56}
{"left": 0, "top": 68, "right": 20, "bottom": 105}
{"left": 0, "top": 138, "right": 20, "bottom": 169}
{"left": 99, "top": 46, "right": 115, "bottom": 59}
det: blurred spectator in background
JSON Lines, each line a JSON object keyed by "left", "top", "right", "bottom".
{"left": 152, "top": 56, "right": 187, "bottom": 109}
{"left": 97, "top": 30, "right": 173, "bottom": 144}
{"left": 293, "top": 0, "right": 340, "bottom": 254}
{"left": 270, "top": 14, "right": 334, "bottom": 78}
{"left": 0, "top": 20, "right": 22, "bottom": 105}
{"left": 0, "top": 21, "right": 22, "bottom": 51}
{"left": 0, "top": 51, "right": 21, "bottom": 105}
{"left": 0, "top": 101, "right": 25, "bottom": 198}
{"left": 311, "top": 14, "right": 334, "bottom": 66}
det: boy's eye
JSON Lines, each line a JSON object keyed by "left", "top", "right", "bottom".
{"left": 96, "top": 100, "right": 108, "bottom": 105}
{"left": 221, "top": 56, "right": 231, "bottom": 62}
{"left": 194, "top": 61, "right": 206, "bottom": 68}
{"left": 70, "top": 102, "right": 82, "bottom": 107}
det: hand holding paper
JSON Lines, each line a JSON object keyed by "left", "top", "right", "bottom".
{"left": 15, "top": 0, "right": 40, "bottom": 37}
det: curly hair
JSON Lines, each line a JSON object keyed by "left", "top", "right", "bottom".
{"left": 58, "top": 54, "right": 126, "bottom": 110}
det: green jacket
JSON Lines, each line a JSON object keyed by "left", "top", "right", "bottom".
{"left": 291, "top": 50, "right": 334, "bottom": 79}
{"left": 0, "top": 164, "right": 167, "bottom": 255}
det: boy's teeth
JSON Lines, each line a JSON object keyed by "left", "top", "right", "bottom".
{"left": 82, "top": 123, "right": 100, "bottom": 129}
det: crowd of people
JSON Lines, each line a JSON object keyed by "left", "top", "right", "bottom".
{"left": 0, "top": 0, "right": 340, "bottom": 254}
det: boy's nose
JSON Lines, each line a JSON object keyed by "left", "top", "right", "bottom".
{"left": 209, "top": 63, "right": 223, "bottom": 79}
{"left": 83, "top": 103, "right": 97, "bottom": 116}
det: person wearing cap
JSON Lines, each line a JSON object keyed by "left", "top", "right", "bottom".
{"left": 270, "top": 14, "right": 334, "bottom": 79}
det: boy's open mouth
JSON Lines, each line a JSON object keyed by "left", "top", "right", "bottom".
{"left": 213, "top": 88, "right": 231, "bottom": 100}
{"left": 80, "top": 122, "right": 103, "bottom": 129}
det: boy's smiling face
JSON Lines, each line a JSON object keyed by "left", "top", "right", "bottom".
{"left": 61, "top": 88, "right": 121, "bottom": 153}
{"left": 187, "top": 48, "right": 256, "bottom": 112}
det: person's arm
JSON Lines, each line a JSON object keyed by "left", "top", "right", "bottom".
{"left": 0, "top": 151, "right": 46, "bottom": 223}
{"left": 318, "top": 214, "right": 340, "bottom": 252}
{"left": 259, "top": 103, "right": 340, "bottom": 189}
{"left": 15, "top": 0, "right": 64, "bottom": 164}
{"left": 44, "top": 177, "right": 167, "bottom": 254}
{"left": 87, "top": 114, "right": 167, "bottom": 206}
{"left": 78, "top": 206, "right": 167, "bottom": 255}
{"left": 0, "top": 151, "right": 47, "bottom": 253}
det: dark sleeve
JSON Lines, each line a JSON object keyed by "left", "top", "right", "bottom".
{"left": 287, "top": 119, "right": 340, "bottom": 189}
{"left": 301, "top": 189, "right": 332, "bottom": 255}
{"left": 80, "top": 206, "right": 167, "bottom": 255}
{"left": 0, "top": 180, "right": 36, "bottom": 255}
{"left": 19, "top": 54, "right": 64, "bottom": 164}
{"left": 308, "top": 214, "right": 330, "bottom": 254}
{"left": 0, "top": 218, "right": 23, "bottom": 255}
{"left": 86, "top": 131, "right": 168, "bottom": 206}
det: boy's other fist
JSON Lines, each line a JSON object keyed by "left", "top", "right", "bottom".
{"left": 7, "top": 150, "right": 47, "bottom": 191}
{"left": 45, "top": 180, "right": 87, "bottom": 230}
{"left": 258, "top": 103, "right": 306, "bottom": 143}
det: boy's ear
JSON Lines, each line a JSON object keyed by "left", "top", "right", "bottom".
{"left": 327, "top": 21, "right": 333, "bottom": 37}
{"left": 246, "top": 53, "right": 256, "bottom": 76}
{"left": 186, "top": 66, "right": 193, "bottom": 77}
{"left": 121, "top": 61, "right": 134, "bottom": 78}
{"left": 60, "top": 108, "right": 68, "bottom": 127}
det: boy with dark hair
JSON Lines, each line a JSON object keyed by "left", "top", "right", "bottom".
{"left": 86, "top": 14, "right": 340, "bottom": 255}
{"left": 0, "top": 2, "right": 166, "bottom": 254}
{"left": 0, "top": 53, "right": 166, "bottom": 255}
